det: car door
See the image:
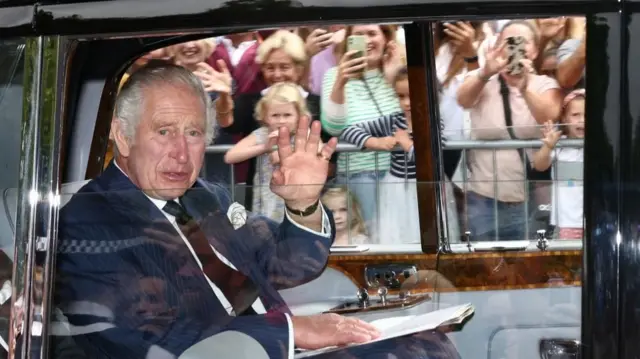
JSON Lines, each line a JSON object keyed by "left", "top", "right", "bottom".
{"left": 1, "top": 1, "right": 630, "bottom": 358}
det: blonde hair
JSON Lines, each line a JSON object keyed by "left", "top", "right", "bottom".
{"left": 321, "top": 186, "right": 368, "bottom": 237}
{"left": 166, "top": 40, "right": 214, "bottom": 62}
{"left": 254, "top": 82, "right": 311, "bottom": 125}
{"left": 256, "top": 30, "right": 307, "bottom": 65}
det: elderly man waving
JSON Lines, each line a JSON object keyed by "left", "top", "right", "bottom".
{"left": 52, "top": 63, "right": 380, "bottom": 359}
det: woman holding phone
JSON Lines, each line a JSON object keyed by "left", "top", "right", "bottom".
{"left": 320, "top": 24, "right": 400, "bottom": 242}
{"left": 456, "top": 20, "right": 563, "bottom": 242}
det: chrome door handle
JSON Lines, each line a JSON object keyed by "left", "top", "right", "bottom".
{"left": 539, "top": 338, "right": 580, "bottom": 359}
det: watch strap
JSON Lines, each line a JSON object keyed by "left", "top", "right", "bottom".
{"left": 285, "top": 200, "right": 320, "bottom": 217}
{"left": 464, "top": 55, "right": 479, "bottom": 63}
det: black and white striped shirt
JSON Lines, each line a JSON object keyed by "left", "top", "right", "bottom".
{"left": 340, "top": 112, "right": 416, "bottom": 179}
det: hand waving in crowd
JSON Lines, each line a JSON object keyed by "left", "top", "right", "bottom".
{"left": 541, "top": 120, "right": 562, "bottom": 149}
{"left": 537, "top": 17, "right": 566, "bottom": 42}
{"left": 194, "top": 60, "right": 232, "bottom": 94}
{"left": 443, "top": 21, "right": 478, "bottom": 58}
{"left": 479, "top": 40, "right": 507, "bottom": 78}
{"left": 305, "top": 28, "right": 335, "bottom": 57}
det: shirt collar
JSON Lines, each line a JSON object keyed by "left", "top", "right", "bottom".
{"left": 113, "top": 159, "right": 171, "bottom": 213}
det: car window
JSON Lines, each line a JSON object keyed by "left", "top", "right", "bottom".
{"left": 426, "top": 17, "right": 587, "bottom": 253}
{"left": 47, "top": 17, "right": 588, "bottom": 359}
{"left": 0, "top": 37, "right": 26, "bottom": 352}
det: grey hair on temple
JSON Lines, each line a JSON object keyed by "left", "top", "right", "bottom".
{"left": 114, "top": 63, "right": 216, "bottom": 145}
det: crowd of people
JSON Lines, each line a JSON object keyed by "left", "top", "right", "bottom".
{"left": 108, "top": 17, "right": 587, "bottom": 244}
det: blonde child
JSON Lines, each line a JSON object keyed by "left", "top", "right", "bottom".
{"left": 533, "top": 89, "right": 585, "bottom": 239}
{"left": 321, "top": 187, "right": 369, "bottom": 245}
{"left": 224, "top": 82, "right": 312, "bottom": 221}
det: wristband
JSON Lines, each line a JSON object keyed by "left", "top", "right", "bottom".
{"left": 464, "top": 55, "right": 479, "bottom": 63}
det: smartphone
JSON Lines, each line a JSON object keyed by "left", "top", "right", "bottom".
{"left": 347, "top": 35, "right": 367, "bottom": 60}
{"left": 505, "top": 36, "right": 526, "bottom": 75}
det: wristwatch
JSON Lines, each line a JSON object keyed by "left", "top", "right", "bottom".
{"left": 464, "top": 55, "right": 479, "bottom": 63}
{"left": 286, "top": 200, "right": 320, "bottom": 217}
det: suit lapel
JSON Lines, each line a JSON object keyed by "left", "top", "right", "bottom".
{"left": 98, "top": 162, "right": 289, "bottom": 314}
{"left": 99, "top": 162, "right": 175, "bottom": 231}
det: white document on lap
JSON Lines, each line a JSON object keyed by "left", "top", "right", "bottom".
{"left": 294, "top": 303, "right": 474, "bottom": 358}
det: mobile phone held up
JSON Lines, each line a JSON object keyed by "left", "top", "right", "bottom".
{"left": 505, "top": 36, "right": 526, "bottom": 76}
{"left": 347, "top": 35, "right": 367, "bottom": 60}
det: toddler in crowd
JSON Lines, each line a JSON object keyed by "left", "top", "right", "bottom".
{"left": 533, "top": 89, "right": 585, "bottom": 239}
{"left": 321, "top": 187, "right": 369, "bottom": 245}
{"left": 225, "top": 82, "right": 313, "bottom": 221}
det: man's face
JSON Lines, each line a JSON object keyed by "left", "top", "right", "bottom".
{"left": 116, "top": 83, "right": 207, "bottom": 200}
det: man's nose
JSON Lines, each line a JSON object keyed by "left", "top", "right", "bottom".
{"left": 169, "top": 135, "right": 189, "bottom": 163}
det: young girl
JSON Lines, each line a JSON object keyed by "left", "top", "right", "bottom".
{"left": 321, "top": 187, "right": 369, "bottom": 246}
{"left": 533, "top": 89, "right": 585, "bottom": 240}
{"left": 224, "top": 82, "right": 311, "bottom": 222}
{"left": 339, "top": 67, "right": 419, "bottom": 244}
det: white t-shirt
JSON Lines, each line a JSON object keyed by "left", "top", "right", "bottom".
{"left": 550, "top": 145, "right": 584, "bottom": 228}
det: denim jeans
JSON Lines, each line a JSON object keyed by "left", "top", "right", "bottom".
{"left": 466, "top": 191, "right": 526, "bottom": 241}
{"left": 335, "top": 170, "right": 386, "bottom": 242}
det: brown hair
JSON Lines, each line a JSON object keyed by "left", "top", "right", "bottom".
{"left": 393, "top": 66, "right": 409, "bottom": 85}
{"left": 337, "top": 24, "right": 396, "bottom": 69}
{"left": 535, "top": 17, "right": 571, "bottom": 48}
{"left": 499, "top": 20, "right": 541, "bottom": 46}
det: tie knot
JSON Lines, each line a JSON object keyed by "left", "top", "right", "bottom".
{"left": 162, "top": 200, "right": 191, "bottom": 225}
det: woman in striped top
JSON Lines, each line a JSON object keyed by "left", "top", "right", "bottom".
{"left": 321, "top": 24, "right": 401, "bottom": 239}
{"left": 340, "top": 68, "right": 420, "bottom": 244}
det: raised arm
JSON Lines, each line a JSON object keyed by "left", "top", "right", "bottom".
{"left": 320, "top": 51, "right": 366, "bottom": 136}
{"left": 556, "top": 38, "right": 586, "bottom": 89}
{"left": 532, "top": 120, "right": 562, "bottom": 171}
{"left": 457, "top": 39, "right": 507, "bottom": 109}
{"left": 224, "top": 131, "right": 274, "bottom": 164}
{"left": 340, "top": 112, "right": 398, "bottom": 150}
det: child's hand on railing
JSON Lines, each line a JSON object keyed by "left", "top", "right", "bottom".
{"left": 364, "top": 136, "right": 397, "bottom": 151}
{"left": 394, "top": 129, "right": 414, "bottom": 152}
{"left": 541, "top": 120, "right": 562, "bottom": 149}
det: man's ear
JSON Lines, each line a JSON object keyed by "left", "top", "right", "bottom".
{"left": 111, "top": 117, "right": 131, "bottom": 157}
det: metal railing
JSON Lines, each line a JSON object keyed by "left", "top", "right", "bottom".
{"left": 450, "top": 138, "right": 583, "bottom": 243}
{"left": 202, "top": 138, "right": 585, "bottom": 248}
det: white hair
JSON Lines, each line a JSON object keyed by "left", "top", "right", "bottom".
{"left": 114, "top": 63, "right": 216, "bottom": 146}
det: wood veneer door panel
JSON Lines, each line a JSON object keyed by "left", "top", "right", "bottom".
{"left": 328, "top": 251, "right": 582, "bottom": 293}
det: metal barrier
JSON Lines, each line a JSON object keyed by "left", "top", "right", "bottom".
{"left": 203, "top": 138, "right": 584, "bottom": 244}
{"left": 449, "top": 138, "right": 584, "bottom": 242}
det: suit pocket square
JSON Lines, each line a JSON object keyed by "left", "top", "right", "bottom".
{"left": 227, "top": 202, "right": 248, "bottom": 230}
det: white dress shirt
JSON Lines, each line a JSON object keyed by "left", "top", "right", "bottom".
{"left": 115, "top": 162, "right": 331, "bottom": 359}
